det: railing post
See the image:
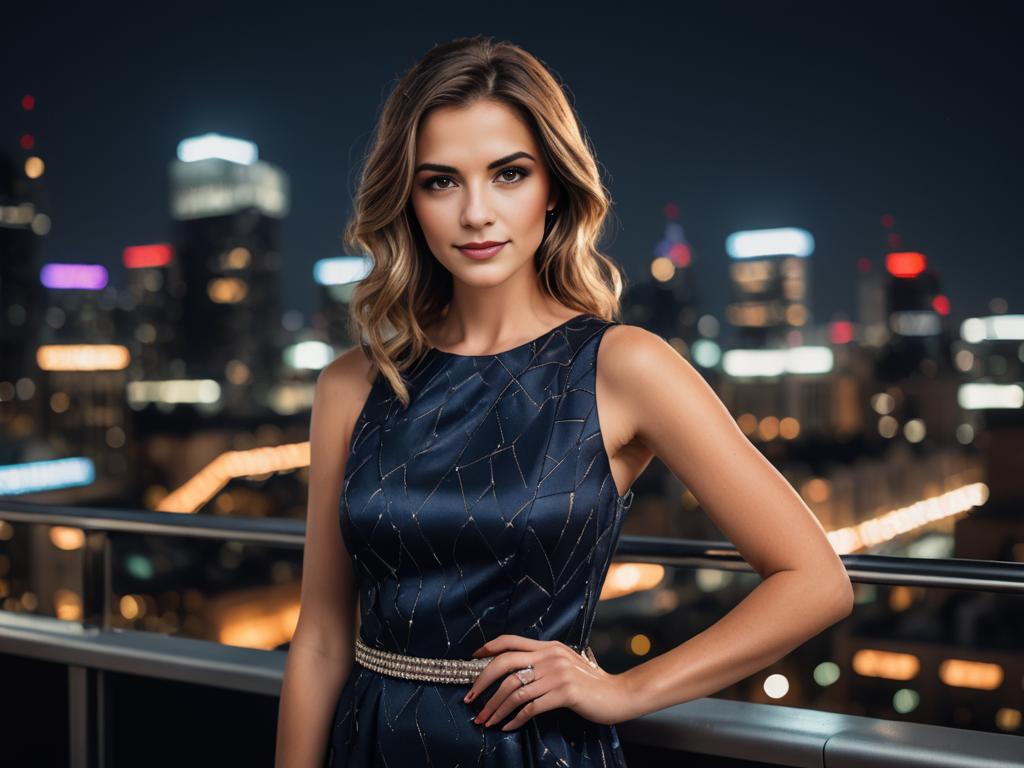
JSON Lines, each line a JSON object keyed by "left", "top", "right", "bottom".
{"left": 74, "top": 529, "right": 113, "bottom": 765}
{"left": 68, "top": 666, "right": 112, "bottom": 768}
{"left": 81, "top": 530, "right": 112, "bottom": 630}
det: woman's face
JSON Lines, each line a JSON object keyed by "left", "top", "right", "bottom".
{"left": 410, "top": 99, "right": 559, "bottom": 289}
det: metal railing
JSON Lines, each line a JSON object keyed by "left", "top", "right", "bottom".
{"left": 1, "top": 499, "right": 1022, "bottom": 767}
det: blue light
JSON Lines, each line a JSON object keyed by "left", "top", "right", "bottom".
{"left": 0, "top": 457, "right": 95, "bottom": 495}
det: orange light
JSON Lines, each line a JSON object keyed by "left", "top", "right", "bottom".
{"left": 37, "top": 344, "right": 130, "bottom": 371}
{"left": 886, "top": 251, "right": 926, "bottom": 278}
{"left": 123, "top": 243, "right": 173, "bottom": 269}
{"left": 939, "top": 658, "right": 1004, "bottom": 691}
{"left": 852, "top": 649, "right": 920, "bottom": 680}
{"left": 157, "top": 442, "right": 312, "bottom": 513}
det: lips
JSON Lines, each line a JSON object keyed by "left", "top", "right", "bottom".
{"left": 457, "top": 242, "right": 508, "bottom": 260}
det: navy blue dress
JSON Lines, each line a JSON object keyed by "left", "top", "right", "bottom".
{"left": 328, "top": 312, "right": 635, "bottom": 767}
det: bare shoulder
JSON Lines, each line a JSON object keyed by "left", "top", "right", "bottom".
{"left": 319, "top": 344, "right": 375, "bottom": 388}
{"left": 597, "top": 322, "right": 693, "bottom": 385}
{"left": 596, "top": 322, "right": 712, "bottom": 451}
{"left": 315, "top": 344, "right": 377, "bottom": 421}
{"left": 598, "top": 322, "right": 666, "bottom": 362}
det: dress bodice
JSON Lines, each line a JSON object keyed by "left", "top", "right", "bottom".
{"left": 330, "top": 312, "right": 634, "bottom": 767}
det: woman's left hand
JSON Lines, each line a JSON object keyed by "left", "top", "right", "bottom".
{"left": 463, "top": 635, "right": 637, "bottom": 730}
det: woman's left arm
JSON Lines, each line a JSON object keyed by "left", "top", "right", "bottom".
{"left": 608, "top": 325, "right": 855, "bottom": 721}
{"left": 464, "top": 326, "right": 855, "bottom": 730}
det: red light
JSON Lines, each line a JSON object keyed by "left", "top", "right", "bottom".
{"left": 829, "top": 320, "right": 854, "bottom": 345}
{"left": 887, "top": 232, "right": 902, "bottom": 249}
{"left": 20, "top": 134, "right": 34, "bottom": 150}
{"left": 881, "top": 214, "right": 895, "bottom": 229}
{"left": 857, "top": 256, "right": 872, "bottom": 273}
{"left": 21, "top": 94, "right": 35, "bottom": 111}
{"left": 668, "top": 242, "right": 691, "bottom": 267}
{"left": 123, "top": 243, "right": 173, "bottom": 269}
{"left": 886, "top": 251, "right": 927, "bottom": 278}
{"left": 932, "top": 295, "right": 950, "bottom": 316}
{"left": 663, "top": 202, "right": 679, "bottom": 220}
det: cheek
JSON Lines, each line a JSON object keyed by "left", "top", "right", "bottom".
{"left": 411, "top": 196, "right": 444, "bottom": 239}
{"left": 502, "top": 192, "right": 548, "bottom": 237}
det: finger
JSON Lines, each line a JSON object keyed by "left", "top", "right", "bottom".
{"left": 472, "top": 634, "right": 547, "bottom": 658}
{"left": 500, "top": 689, "right": 560, "bottom": 731}
{"left": 464, "top": 651, "right": 533, "bottom": 703}
{"left": 484, "top": 673, "right": 555, "bottom": 728}
{"left": 478, "top": 673, "right": 530, "bottom": 726}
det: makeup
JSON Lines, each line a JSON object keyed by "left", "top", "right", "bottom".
{"left": 457, "top": 241, "right": 507, "bottom": 260}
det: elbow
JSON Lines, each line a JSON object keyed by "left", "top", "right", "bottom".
{"left": 830, "top": 569, "right": 855, "bottom": 618}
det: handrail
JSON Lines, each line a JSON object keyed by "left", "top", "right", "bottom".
{"left": 0, "top": 500, "right": 306, "bottom": 547}
{"left": 2, "top": 499, "right": 1023, "bottom": 594}
{"left": 1, "top": 611, "right": 1020, "bottom": 768}
{"left": 3, "top": 500, "right": 1023, "bottom": 766}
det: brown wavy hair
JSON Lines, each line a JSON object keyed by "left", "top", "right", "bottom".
{"left": 343, "top": 35, "right": 628, "bottom": 407}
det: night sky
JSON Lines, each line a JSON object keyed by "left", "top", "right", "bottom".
{"left": 5, "top": 2, "right": 1022, "bottom": 329}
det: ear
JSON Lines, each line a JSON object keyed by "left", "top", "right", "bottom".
{"left": 546, "top": 186, "right": 561, "bottom": 213}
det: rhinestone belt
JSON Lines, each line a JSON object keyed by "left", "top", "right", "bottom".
{"left": 354, "top": 636, "right": 599, "bottom": 686}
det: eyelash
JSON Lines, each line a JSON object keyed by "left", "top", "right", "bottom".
{"left": 420, "top": 165, "right": 531, "bottom": 192}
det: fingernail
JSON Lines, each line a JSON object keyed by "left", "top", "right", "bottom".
{"left": 464, "top": 691, "right": 474, "bottom": 702}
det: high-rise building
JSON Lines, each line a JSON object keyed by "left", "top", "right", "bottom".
{"left": 0, "top": 150, "right": 44, "bottom": 383}
{"left": 122, "top": 242, "right": 186, "bottom": 380}
{"left": 626, "top": 203, "right": 700, "bottom": 340}
{"left": 874, "top": 250, "right": 954, "bottom": 382}
{"left": 35, "top": 262, "right": 134, "bottom": 492}
{"left": 168, "top": 134, "right": 289, "bottom": 415}
{"left": 724, "top": 226, "right": 815, "bottom": 347}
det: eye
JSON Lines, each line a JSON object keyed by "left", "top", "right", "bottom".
{"left": 420, "top": 165, "right": 531, "bottom": 192}
{"left": 497, "top": 165, "right": 529, "bottom": 184}
{"left": 422, "top": 175, "right": 455, "bottom": 191}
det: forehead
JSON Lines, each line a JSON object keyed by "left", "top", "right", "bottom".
{"left": 415, "top": 100, "right": 538, "bottom": 162}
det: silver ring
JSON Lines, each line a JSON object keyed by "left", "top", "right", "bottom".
{"left": 515, "top": 664, "right": 535, "bottom": 686}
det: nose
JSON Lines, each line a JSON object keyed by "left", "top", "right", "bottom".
{"left": 459, "top": 182, "right": 496, "bottom": 230}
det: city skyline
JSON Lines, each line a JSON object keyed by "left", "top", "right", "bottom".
{"left": 4, "top": 3, "right": 1021, "bottom": 326}
{"left": 3, "top": 9, "right": 1023, "bottom": 759}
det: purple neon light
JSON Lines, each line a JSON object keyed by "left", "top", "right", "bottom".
{"left": 40, "top": 263, "right": 109, "bottom": 290}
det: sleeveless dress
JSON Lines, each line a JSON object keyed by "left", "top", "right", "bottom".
{"left": 328, "top": 312, "right": 635, "bottom": 767}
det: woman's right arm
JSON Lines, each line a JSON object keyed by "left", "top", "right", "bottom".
{"left": 275, "top": 347, "right": 375, "bottom": 768}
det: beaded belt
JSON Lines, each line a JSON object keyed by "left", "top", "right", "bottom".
{"left": 354, "top": 636, "right": 599, "bottom": 685}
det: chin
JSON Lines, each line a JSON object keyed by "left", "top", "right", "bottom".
{"left": 450, "top": 265, "right": 518, "bottom": 288}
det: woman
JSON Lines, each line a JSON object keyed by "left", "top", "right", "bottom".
{"left": 276, "top": 35, "right": 854, "bottom": 767}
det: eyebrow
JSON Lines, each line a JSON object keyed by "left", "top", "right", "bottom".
{"left": 414, "top": 151, "right": 537, "bottom": 175}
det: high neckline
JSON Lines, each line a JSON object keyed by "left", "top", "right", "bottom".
{"left": 429, "top": 313, "right": 591, "bottom": 359}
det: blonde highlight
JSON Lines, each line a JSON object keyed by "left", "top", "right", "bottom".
{"left": 343, "top": 35, "right": 628, "bottom": 407}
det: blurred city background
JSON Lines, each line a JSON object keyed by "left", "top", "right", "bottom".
{"left": 2, "top": 3, "right": 1022, "bottom": 766}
